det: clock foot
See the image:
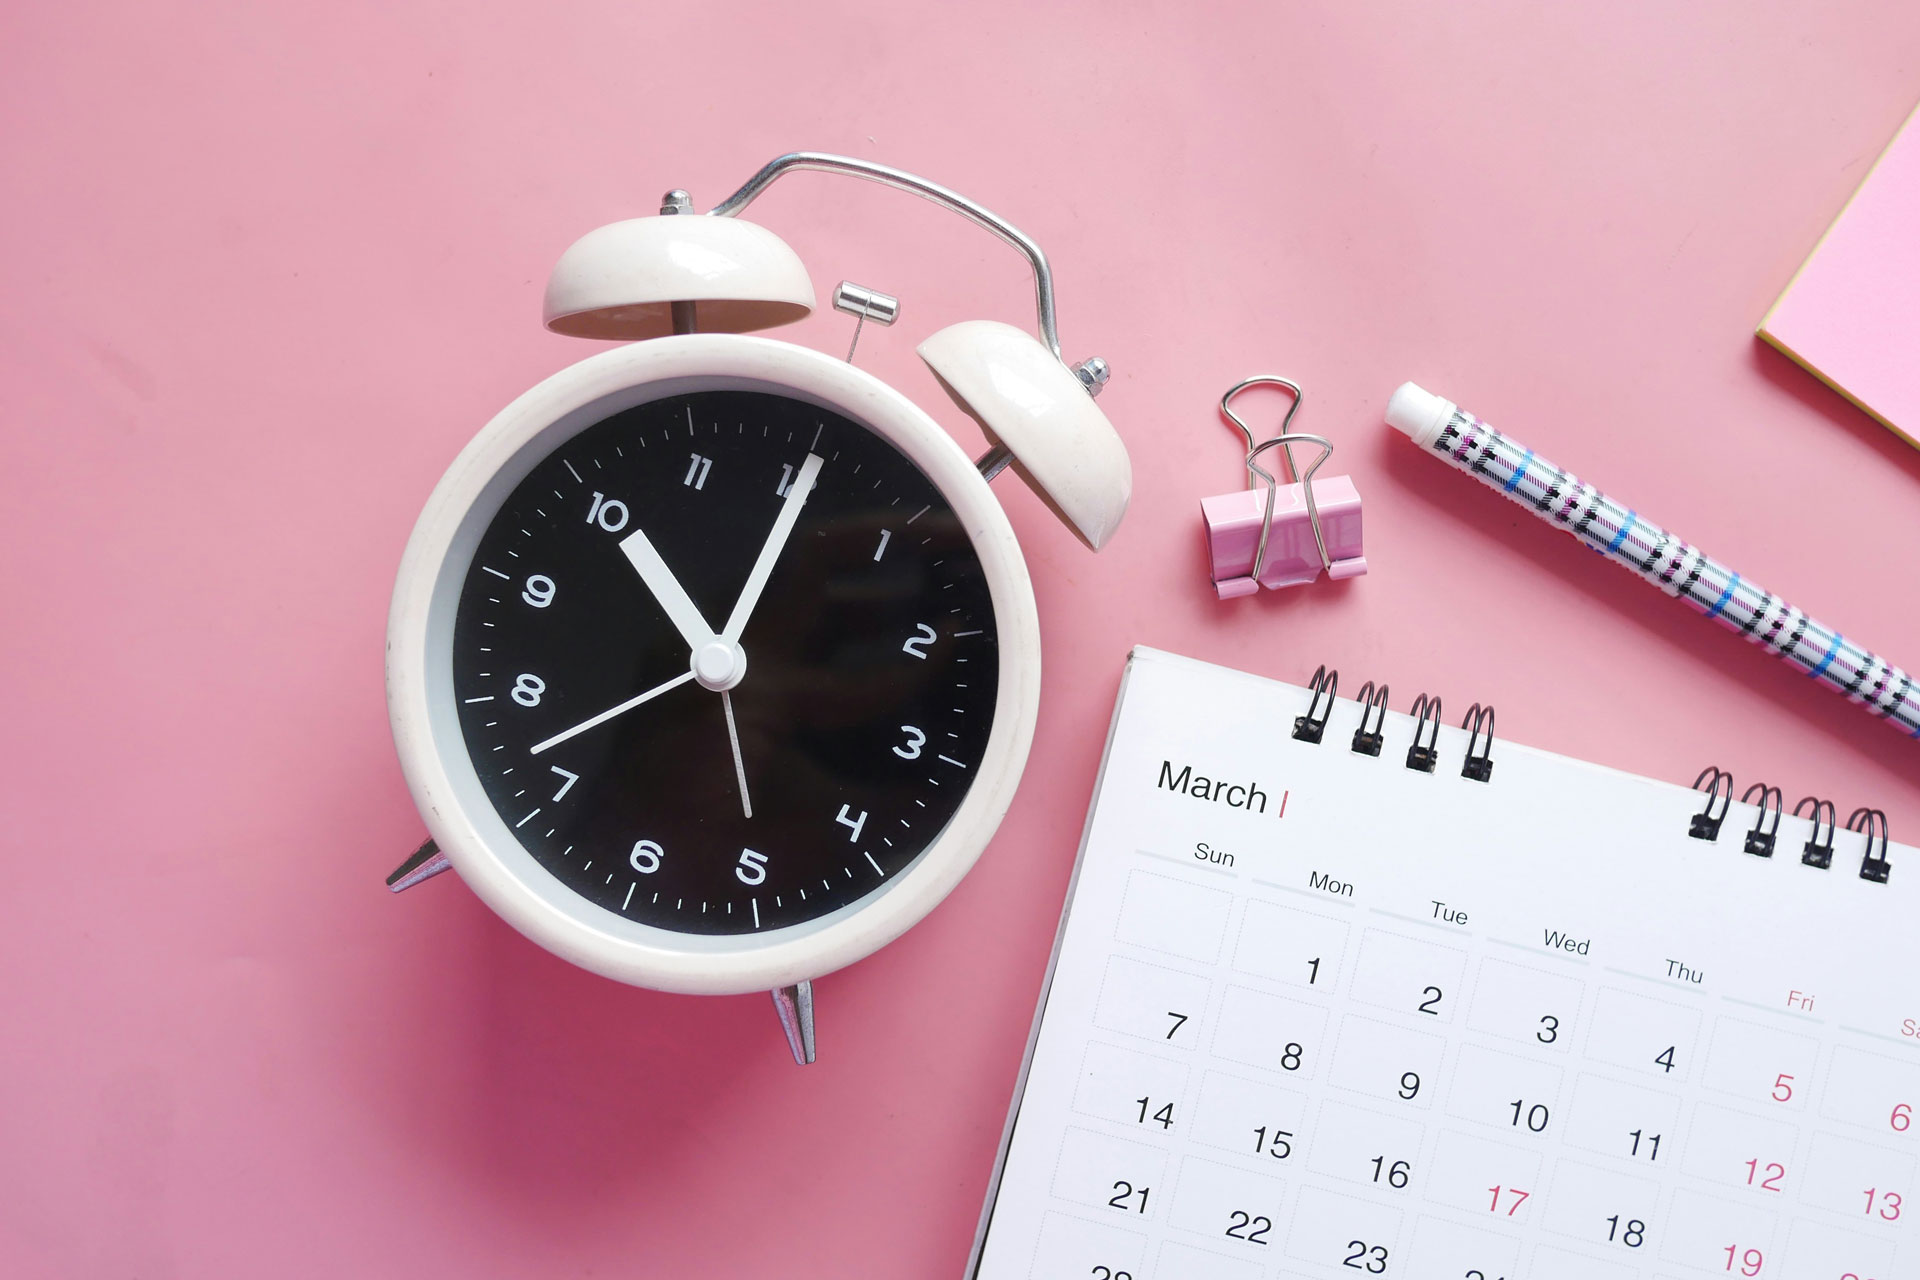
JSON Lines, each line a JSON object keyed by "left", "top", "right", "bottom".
{"left": 385, "top": 838, "right": 451, "bottom": 893}
{"left": 770, "top": 980, "right": 816, "bottom": 1065}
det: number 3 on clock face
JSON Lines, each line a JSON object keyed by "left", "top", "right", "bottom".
{"left": 388, "top": 338, "right": 1046, "bottom": 995}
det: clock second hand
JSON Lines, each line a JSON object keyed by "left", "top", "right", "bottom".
{"left": 721, "top": 690, "right": 752, "bottom": 819}
{"left": 705, "top": 451, "right": 822, "bottom": 819}
{"left": 527, "top": 669, "right": 697, "bottom": 756}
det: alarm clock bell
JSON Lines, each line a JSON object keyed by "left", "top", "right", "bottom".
{"left": 542, "top": 192, "right": 816, "bottom": 340}
{"left": 540, "top": 159, "right": 1129, "bottom": 550}
{"left": 388, "top": 153, "right": 1129, "bottom": 1065}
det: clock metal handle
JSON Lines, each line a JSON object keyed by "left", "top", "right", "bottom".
{"left": 703, "top": 151, "right": 1089, "bottom": 378}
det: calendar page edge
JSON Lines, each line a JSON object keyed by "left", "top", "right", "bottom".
{"left": 963, "top": 644, "right": 1164, "bottom": 1279}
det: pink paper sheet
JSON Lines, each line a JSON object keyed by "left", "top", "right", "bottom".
{"left": 1762, "top": 102, "right": 1920, "bottom": 447}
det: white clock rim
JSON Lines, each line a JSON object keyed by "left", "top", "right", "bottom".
{"left": 387, "top": 334, "right": 1042, "bottom": 995}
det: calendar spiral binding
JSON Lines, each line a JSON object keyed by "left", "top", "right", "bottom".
{"left": 1291, "top": 669, "right": 1898, "bottom": 885}
{"left": 1688, "top": 766, "right": 1893, "bottom": 884}
{"left": 1291, "top": 664, "right": 1497, "bottom": 783}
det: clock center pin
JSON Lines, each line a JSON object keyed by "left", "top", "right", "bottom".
{"left": 692, "top": 638, "right": 748, "bottom": 691}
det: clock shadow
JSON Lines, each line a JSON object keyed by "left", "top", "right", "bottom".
{"left": 386, "top": 908, "right": 800, "bottom": 1216}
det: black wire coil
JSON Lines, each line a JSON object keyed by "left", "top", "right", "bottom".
{"left": 1351, "top": 681, "right": 1388, "bottom": 757}
{"left": 1293, "top": 665, "right": 1337, "bottom": 744}
{"left": 1795, "top": 797, "right": 1836, "bottom": 870}
{"left": 1289, "top": 669, "right": 1494, "bottom": 782}
{"left": 1848, "top": 808, "right": 1893, "bottom": 884}
{"left": 1689, "top": 766, "right": 1733, "bottom": 840}
{"left": 1741, "top": 784, "right": 1782, "bottom": 858}
{"left": 1686, "top": 774, "right": 1889, "bottom": 886}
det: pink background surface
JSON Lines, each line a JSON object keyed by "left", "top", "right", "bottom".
{"left": 5, "top": 2, "right": 1920, "bottom": 1276}
{"left": 1763, "top": 103, "right": 1920, "bottom": 443}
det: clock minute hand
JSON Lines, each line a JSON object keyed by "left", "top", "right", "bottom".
{"left": 721, "top": 452, "right": 823, "bottom": 645}
{"left": 620, "top": 526, "right": 717, "bottom": 653}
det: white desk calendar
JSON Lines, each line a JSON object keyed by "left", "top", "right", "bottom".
{"left": 383, "top": 152, "right": 1132, "bottom": 1063}
{"left": 970, "top": 648, "right": 1916, "bottom": 1280}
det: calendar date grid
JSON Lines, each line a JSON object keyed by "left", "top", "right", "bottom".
{"left": 1041, "top": 846, "right": 1918, "bottom": 1278}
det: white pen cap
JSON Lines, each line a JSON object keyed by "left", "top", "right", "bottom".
{"left": 1385, "top": 382, "right": 1459, "bottom": 448}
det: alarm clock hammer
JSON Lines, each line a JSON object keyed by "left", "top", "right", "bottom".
{"left": 384, "top": 153, "right": 1131, "bottom": 1064}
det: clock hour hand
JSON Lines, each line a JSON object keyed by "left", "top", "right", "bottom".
{"left": 721, "top": 452, "right": 823, "bottom": 644}
{"left": 528, "top": 669, "right": 697, "bottom": 755}
{"left": 620, "top": 527, "right": 717, "bottom": 654}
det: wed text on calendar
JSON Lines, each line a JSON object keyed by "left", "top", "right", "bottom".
{"left": 971, "top": 650, "right": 1919, "bottom": 1280}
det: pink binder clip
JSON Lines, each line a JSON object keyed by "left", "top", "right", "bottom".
{"left": 1202, "top": 376, "right": 1366, "bottom": 599}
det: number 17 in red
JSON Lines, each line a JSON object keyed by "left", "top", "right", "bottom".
{"left": 1487, "top": 1185, "right": 1529, "bottom": 1216}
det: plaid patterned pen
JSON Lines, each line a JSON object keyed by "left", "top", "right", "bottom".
{"left": 1388, "top": 383, "right": 1920, "bottom": 740}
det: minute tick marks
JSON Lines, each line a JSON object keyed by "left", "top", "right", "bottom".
{"left": 451, "top": 389, "right": 998, "bottom": 935}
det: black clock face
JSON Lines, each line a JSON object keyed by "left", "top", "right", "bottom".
{"left": 450, "top": 389, "right": 999, "bottom": 936}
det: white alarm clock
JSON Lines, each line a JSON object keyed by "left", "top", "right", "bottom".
{"left": 384, "top": 153, "right": 1129, "bottom": 1063}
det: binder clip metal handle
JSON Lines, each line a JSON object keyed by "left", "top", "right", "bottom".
{"left": 1202, "top": 376, "right": 1367, "bottom": 599}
